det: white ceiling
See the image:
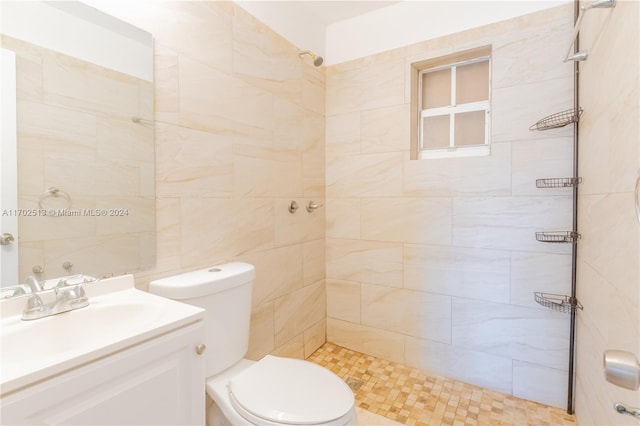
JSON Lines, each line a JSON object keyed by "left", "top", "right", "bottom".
{"left": 297, "top": 1, "right": 401, "bottom": 25}
{"left": 234, "top": 0, "right": 567, "bottom": 65}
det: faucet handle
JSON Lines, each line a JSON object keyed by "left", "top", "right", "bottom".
{"left": 306, "top": 200, "right": 324, "bottom": 212}
{"left": 22, "top": 293, "right": 45, "bottom": 319}
{"left": 57, "top": 284, "right": 81, "bottom": 299}
{"left": 57, "top": 284, "right": 89, "bottom": 308}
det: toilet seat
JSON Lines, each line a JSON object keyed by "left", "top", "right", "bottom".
{"left": 228, "top": 355, "right": 355, "bottom": 425}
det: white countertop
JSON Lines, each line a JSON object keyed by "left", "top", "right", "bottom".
{"left": 0, "top": 275, "right": 204, "bottom": 395}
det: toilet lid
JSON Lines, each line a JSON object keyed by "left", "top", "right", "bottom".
{"left": 228, "top": 355, "right": 354, "bottom": 425}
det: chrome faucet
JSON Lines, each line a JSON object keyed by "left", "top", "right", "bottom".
{"left": 21, "top": 280, "right": 89, "bottom": 321}
{"left": 24, "top": 275, "right": 44, "bottom": 292}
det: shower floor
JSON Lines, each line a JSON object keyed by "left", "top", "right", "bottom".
{"left": 307, "top": 343, "right": 576, "bottom": 426}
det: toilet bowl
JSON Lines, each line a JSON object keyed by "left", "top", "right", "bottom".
{"left": 149, "top": 263, "right": 356, "bottom": 426}
{"left": 207, "top": 357, "right": 356, "bottom": 426}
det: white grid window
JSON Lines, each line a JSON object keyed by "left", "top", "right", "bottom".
{"left": 418, "top": 56, "right": 491, "bottom": 159}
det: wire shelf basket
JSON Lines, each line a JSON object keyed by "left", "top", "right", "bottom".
{"left": 536, "top": 177, "right": 583, "bottom": 188}
{"left": 535, "top": 231, "right": 581, "bottom": 243}
{"left": 534, "top": 292, "right": 583, "bottom": 313}
{"left": 529, "top": 108, "right": 583, "bottom": 131}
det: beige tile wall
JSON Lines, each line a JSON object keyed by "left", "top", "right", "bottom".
{"left": 11, "top": 3, "right": 634, "bottom": 419}
{"left": 575, "top": 0, "right": 640, "bottom": 423}
{"left": 103, "top": 2, "right": 328, "bottom": 360}
{"left": 2, "top": 35, "right": 156, "bottom": 281}
{"left": 325, "top": 4, "right": 576, "bottom": 408}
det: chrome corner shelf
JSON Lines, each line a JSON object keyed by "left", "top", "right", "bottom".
{"left": 529, "top": 108, "right": 583, "bottom": 131}
{"left": 535, "top": 231, "right": 581, "bottom": 244}
{"left": 536, "top": 177, "right": 582, "bottom": 188}
{"left": 534, "top": 292, "right": 583, "bottom": 314}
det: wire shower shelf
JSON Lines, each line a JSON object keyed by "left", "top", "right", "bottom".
{"left": 536, "top": 177, "right": 583, "bottom": 188}
{"left": 529, "top": 108, "right": 583, "bottom": 131}
{"left": 535, "top": 231, "right": 581, "bottom": 243}
{"left": 534, "top": 292, "right": 583, "bottom": 314}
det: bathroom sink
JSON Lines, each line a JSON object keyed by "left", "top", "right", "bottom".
{"left": 1, "top": 301, "right": 161, "bottom": 364}
{"left": 0, "top": 275, "right": 204, "bottom": 395}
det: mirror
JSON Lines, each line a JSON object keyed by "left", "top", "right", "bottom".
{"left": 0, "top": 1, "right": 155, "bottom": 287}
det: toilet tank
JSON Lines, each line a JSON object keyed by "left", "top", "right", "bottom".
{"left": 149, "top": 262, "right": 255, "bottom": 376}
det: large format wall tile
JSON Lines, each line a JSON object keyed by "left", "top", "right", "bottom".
{"left": 12, "top": 42, "right": 43, "bottom": 102}
{"left": 19, "top": 195, "right": 95, "bottom": 242}
{"left": 326, "top": 239, "right": 403, "bottom": 287}
{"left": 510, "top": 251, "right": 572, "bottom": 309}
{"left": 129, "top": 1, "right": 234, "bottom": 74}
{"left": 233, "top": 141, "right": 275, "bottom": 197}
{"left": 179, "top": 55, "right": 274, "bottom": 132}
{"left": 303, "top": 319, "right": 326, "bottom": 359}
{"left": 326, "top": 152, "right": 403, "bottom": 197}
{"left": 326, "top": 279, "right": 361, "bottom": 324}
{"left": 274, "top": 97, "right": 323, "bottom": 153}
{"left": 361, "top": 198, "right": 452, "bottom": 245}
{"left": 155, "top": 122, "right": 233, "bottom": 197}
{"left": 326, "top": 49, "right": 406, "bottom": 116}
{"left": 247, "top": 301, "right": 275, "bottom": 360}
{"left": 274, "top": 198, "right": 324, "bottom": 246}
{"left": 327, "top": 318, "right": 405, "bottom": 364}
{"left": 491, "top": 5, "right": 573, "bottom": 89}
{"left": 511, "top": 138, "right": 574, "bottom": 196}
{"left": 232, "top": 9, "right": 302, "bottom": 104}
{"left": 326, "top": 198, "right": 361, "bottom": 239}
{"left": 17, "top": 100, "right": 96, "bottom": 152}
{"left": 43, "top": 234, "right": 141, "bottom": 279}
{"left": 404, "top": 336, "right": 513, "bottom": 395}
{"left": 154, "top": 43, "right": 179, "bottom": 124}
{"left": 492, "top": 77, "right": 574, "bottom": 144}
{"left": 303, "top": 239, "right": 325, "bottom": 286}
{"left": 579, "top": 193, "right": 639, "bottom": 288}
{"left": 272, "top": 333, "right": 305, "bottom": 359}
{"left": 361, "top": 284, "right": 452, "bottom": 343}
{"left": 326, "top": 112, "right": 361, "bottom": 155}
{"left": 452, "top": 196, "right": 573, "bottom": 252}
{"left": 97, "top": 116, "right": 154, "bottom": 164}
{"left": 274, "top": 281, "right": 326, "bottom": 347}
{"left": 404, "top": 244, "right": 510, "bottom": 303}
{"left": 452, "top": 298, "right": 569, "bottom": 369}
{"left": 513, "top": 361, "right": 568, "bottom": 408}
{"left": 403, "top": 142, "right": 512, "bottom": 197}
{"left": 95, "top": 197, "right": 155, "bottom": 235}
{"left": 239, "top": 244, "right": 303, "bottom": 308}
{"left": 361, "top": 104, "right": 410, "bottom": 154}
{"left": 180, "top": 197, "right": 274, "bottom": 268}
{"left": 43, "top": 54, "right": 140, "bottom": 117}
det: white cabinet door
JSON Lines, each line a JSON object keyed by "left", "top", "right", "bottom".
{"left": 1, "top": 322, "right": 205, "bottom": 425}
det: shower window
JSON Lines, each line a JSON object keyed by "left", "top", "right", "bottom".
{"left": 417, "top": 56, "right": 491, "bottom": 159}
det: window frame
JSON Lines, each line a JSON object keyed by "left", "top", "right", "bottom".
{"left": 417, "top": 55, "right": 491, "bottom": 160}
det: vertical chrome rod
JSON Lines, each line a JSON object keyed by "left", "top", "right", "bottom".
{"left": 567, "top": 0, "right": 581, "bottom": 415}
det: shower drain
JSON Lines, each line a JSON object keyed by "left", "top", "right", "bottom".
{"left": 345, "top": 377, "right": 364, "bottom": 391}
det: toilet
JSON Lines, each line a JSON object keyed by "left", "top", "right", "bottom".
{"left": 149, "top": 262, "right": 357, "bottom": 426}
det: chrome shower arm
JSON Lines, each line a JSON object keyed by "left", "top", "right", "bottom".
{"left": 563, "top": 0, "right": 616, "bottom": 62}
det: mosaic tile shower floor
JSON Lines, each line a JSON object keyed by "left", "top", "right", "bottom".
{"left": 307, "top": 343, "right": 576, "bottom": 426}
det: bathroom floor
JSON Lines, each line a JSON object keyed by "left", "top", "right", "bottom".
{"left": 307, "top": 343, "right": 576, "bottom": 426}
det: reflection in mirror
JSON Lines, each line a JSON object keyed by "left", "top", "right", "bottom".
{"left": 0, "top": 1, "right": 155, "bottom": 287}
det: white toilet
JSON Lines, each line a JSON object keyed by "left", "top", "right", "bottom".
{"left": 149, "top": 262, "right": 357, "bottom": 426}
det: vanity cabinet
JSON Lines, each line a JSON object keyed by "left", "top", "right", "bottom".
{"left": 1, "top": 322, "right": 205, "bottom": 425}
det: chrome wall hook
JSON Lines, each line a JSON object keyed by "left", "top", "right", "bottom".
{"left": 288, "top": 201, "right": 299, "bottom": 214}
